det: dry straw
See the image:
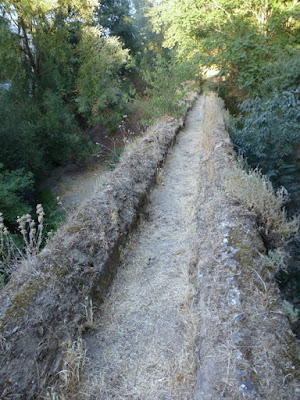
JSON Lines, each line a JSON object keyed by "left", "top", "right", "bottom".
{"left": 225, "top": 166, "right": 299, "bottom": 248}
{"left": 0, "top": 205, "right": 46, "bottom": 281}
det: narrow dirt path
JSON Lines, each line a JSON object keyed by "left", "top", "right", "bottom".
{"left": 80, "top": 98, "right": 203, "bottom": 399}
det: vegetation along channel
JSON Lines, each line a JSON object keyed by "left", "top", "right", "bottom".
{"left": 0, "top": 1, "right": 299, "bottom": 399}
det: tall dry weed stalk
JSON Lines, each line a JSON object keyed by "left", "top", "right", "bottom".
{"left": 17, "top": 204, "right": 45, "bottom": 256}
{"left": 0, "top": 205, "right": 46, "bottom": 284}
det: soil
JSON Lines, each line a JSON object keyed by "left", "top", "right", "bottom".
{"left": 40, "top": 163, "right": 107, "bottom": 211}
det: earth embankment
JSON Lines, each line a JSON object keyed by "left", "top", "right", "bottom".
{"left": 0, "top": 92, "right": 299, "bottom": 399}
{"left": 0, "top": 93, "right": 197, "bottom": 399}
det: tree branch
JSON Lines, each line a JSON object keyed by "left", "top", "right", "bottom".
{"left": 18, "top": 17, "right": 39, "bottom": 83}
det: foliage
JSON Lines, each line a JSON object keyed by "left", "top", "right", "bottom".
{"left": 132, "top": 0, "right": 164, "bottom": 62}
{"left": 98, "top": 0, "right": 137, "bottom": 53}
{"left": 77, "top": 27, "right": 129, "bottom": 129}
{"left": 203, "top": 18, "right": 272, "bottom": 92}
{"left": 149, "top": 0, "right": 299, "bottom": 89}
{"left": 231, "top": 90, "right": 300, "bottom": 191}
{"left": 0, "top": 163, "right": 34, "bottom": 225}
{"left": 140, "top": 54, "right": 198, "bottom": 125}
{"left": 259, "top": 51, "right": 300, "bottom": 94}
{"left": 282, "top": 300, "right": 300, "bottom": 324}
{"left": 0, "top": 18, "right": 22, "bottom": 82}
{"left": 0, "top": 88, "right": 92, "bottom": 175}
{"left": 0, "top": 90, "right": 44, "bottom": 175}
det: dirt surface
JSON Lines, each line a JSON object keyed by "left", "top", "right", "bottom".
{"left": 80, "top": 98, "right": 203, "bottom": 399}
{"left": 41, "top": 163, "right": 107, "bottom": 212}
{"left": 79, "top": 94, "right": 300, "bottom": 399}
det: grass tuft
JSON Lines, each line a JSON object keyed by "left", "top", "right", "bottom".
{"left": 45, "top": 338, "right": 87, "bottom": 400}
{"left": 225, "top": 165, "right": 299, "bottom": 249}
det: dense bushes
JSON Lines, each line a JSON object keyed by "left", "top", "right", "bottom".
{"left": 0, "top": 165, "right": 34, "bottom": 225}
{"left": 0, "top": 1, "right": 132, "bottom": 227}
{"left": 231, "top": 89, "right": 300, "bottom": 192}
{"left": 76, "top": 28, "right": 129, "bottom": 129}
{"left": 139, "top": 54, "right": 198, "bottom": 125}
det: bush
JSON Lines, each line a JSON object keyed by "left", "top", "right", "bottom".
{"left": 0, "top": 90, "right": 45, "bottom": 176}
{"left": 259, "top": 51, "right": 300, "bottom": 95}
{"left": 76, "top": 28, "right": 129, "bottom": 130}
{"left": 0, "top": 164, "right": 34, "bottom": 225}
{"left": 230, "top": 91, "right": 300, "bottom": 192}
{"left": 36, "top": 189, "right": 65, "bottom": 233}
{"left": 140, "top": 54, "right": 198, "bottom": 125}
{"left": 39, "top": 90, "right": 84, "bottom": 166}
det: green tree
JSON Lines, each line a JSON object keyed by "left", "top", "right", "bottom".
{"left": 0, "top": 0, "right": 98, "bottom": 90}
{"left": 149, "top": 0, "right": 299, "bottom": 89}
{"left": 98, "top": 0, "right": 137, "bottom": 52}
{"left": 76, "top": 26, "right": 129, "bottom": 129}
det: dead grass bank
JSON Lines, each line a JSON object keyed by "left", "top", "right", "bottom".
{"left": 194, "top": 92, "right": 300, "bottom": 399}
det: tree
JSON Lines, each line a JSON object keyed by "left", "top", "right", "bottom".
{"left": 0, "top": 0, "right": 98, "bottom": 91}
{"left": 76, "top": 26, "right": 129, "bottom": 129}
{"left": 149, "top": 0, "right": 299, "bottom": 88}
{"left": 98, "top": 0, "right": 138, "bottom": 52}
{"left": 132, "top": 0, "right": 164, "bottom": 61}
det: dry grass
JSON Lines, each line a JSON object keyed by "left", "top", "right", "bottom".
{"left": 79, "top": 98, "right": 202, "bottom": 400}
{"left": 0, "top": 205, "right": 46, "bottom": 285}
{"left": 225, "top": 166, "right": 299, "bottom": 248}
{"left": 45, "top": 338, "right": 87, "bottom": 400}
{"left": 82, "top": 261, "right": 200, "bottom": 399}
{"left": 194, "top": 92, "right": 300, "bottom": 399}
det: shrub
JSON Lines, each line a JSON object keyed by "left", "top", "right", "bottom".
{"left": 0, "top": 90, "right": 45, "bottom": 176}
{"left": 230, "top": 91, "right": 300, "bottom": 193}
{"left": 76, "top": 28, "right": 129, "bottom": 130}
{"left": 0, "top": 164, "right": 34, "bottom": 225}
{"left": 259, "top": 52, "right": 300, "bottom": 95}
{"left": 140, "top": 54, "right": 198, "bottom": 125}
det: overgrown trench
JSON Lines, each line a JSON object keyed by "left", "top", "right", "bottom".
{"left": 1, "top": 93, "right": 298, "bottom": 399}
{"left": 80, "top": 98, "right": 203, "bottom": 399}
{"left": 79, "top": 93, "right": 300, "bottom": 400}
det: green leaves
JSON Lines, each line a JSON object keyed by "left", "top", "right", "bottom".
{"left": 76, "top": 27, "right": 129, "bottom": 129}
{"left": 0, "top": 164, "right": 34, "bottom": 224}
{"left": 140, "top": 53, "right": 198, "bottom": 125}
{"left": 231, "top": 90, "right": 300, "bottom": 192}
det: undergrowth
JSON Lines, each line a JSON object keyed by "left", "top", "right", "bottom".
{"left": 139, "top": 54, "right": 198, "bottom": 126}
{"left": 0, "top": 205, "right": 47, "bottom": 288}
